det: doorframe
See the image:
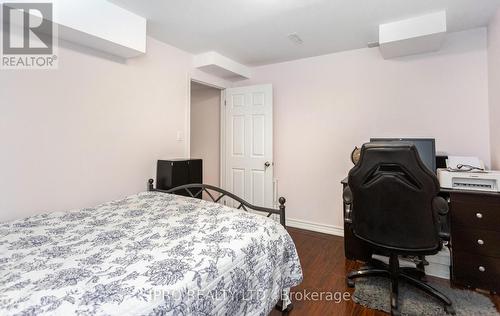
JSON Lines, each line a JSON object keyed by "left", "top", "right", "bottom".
{"left": 188, "top": 79, "right": 274, "bottom": 203}
{"left": 186, "top": 76, "right": 225, "bottom": 158}
{"left": 219, "top": 89, "right": 227, "bottom": 191}
{"left": 186, "top": 76, "right": 226, "bottom": 188}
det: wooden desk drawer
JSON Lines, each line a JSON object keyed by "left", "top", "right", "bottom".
{"left": 452, "top": 228, "right": 500, "bottom": 257}
{"left": 452, "top": 251, "right": 500, "bottom": 291}
{"left": 451, "top": 198, "right": 500, "bottom": 231}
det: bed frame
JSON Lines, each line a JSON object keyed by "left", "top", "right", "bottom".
{"left": 147, "top": 179, "right": 287, "bottom": 228}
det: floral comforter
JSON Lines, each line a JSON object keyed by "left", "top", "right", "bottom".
{"left": 0, "top": 192, "right": 302, "bottom": 316}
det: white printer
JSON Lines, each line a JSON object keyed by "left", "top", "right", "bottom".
{"left": 437, "top": 169, "right": 500, "bottom": 192}
{"left": 437, "top": 156, "right": 500, "bottom": 192}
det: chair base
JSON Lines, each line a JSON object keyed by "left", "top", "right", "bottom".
{"left": 347, "top": 256, "right": 455, "bottom": 316}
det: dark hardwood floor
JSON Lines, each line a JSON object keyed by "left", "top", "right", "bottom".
{"left": 270, "top": 227, "right": 500, "bottom": 316}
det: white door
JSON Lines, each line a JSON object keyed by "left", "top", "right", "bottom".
{"left": 223, "top": 84, "right": 273, "bottom": 208}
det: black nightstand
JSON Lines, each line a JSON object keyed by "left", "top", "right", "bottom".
{"left": 156, "top": 159, "right": 202, "bottom": 198}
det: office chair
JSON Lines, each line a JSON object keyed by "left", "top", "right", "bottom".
{"left": 343, "top": 142, "right": 454, "bottom": 316}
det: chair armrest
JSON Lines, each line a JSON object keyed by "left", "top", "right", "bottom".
{"left": 439, "top": 214, "right": 451, "bottom": 241}
{"left": 343, "top": 186, "right": 353, "bottom": 224}
{"left": 432, "top": 196, "right": 449, "bottom": 215}
{"left": 433, "top": 196, "right": 451, "bottom": 241}
{"left": 343, "top": 186, "right": 353, "bottom": 205}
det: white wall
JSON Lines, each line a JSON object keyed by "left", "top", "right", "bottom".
{"left": 236, "top": 28, "right": 490, "bottom": 231}
{"left": 190, "top": 84, "right": 221, "bottom": 187}
{"left": 0, "top": 37, "right": 193, "bottom": 222}
{"left": 1, "top": 25, "right": 491, "bottom": 231}
{"left": 489, "top": 10, "right": 500, "bottom": 169}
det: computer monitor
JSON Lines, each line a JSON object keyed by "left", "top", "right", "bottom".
{"left": 369, "top": 138, "right": 436, "bottom": 173}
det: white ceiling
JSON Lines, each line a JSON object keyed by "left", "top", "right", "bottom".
{"left": 110, "top": 0, "right": 500, "bottom": 66}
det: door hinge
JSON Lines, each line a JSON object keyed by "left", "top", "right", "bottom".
{"left": 224, "top": 100, "right": 227, "bottom": 106}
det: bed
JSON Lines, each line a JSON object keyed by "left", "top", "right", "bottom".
{"left": 0, "top": 180, "right": 303, "bottom": 316}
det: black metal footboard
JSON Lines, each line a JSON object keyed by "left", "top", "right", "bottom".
{"left": 147, "top": 179, "right": 287, "bottom": 228}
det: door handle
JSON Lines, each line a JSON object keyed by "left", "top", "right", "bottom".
{"left": 264, "top": 161, "right": 271, "bottom": 168}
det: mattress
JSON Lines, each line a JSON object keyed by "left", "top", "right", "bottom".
{"left": 0, "top": 192, "right": 302, "bottom": 315}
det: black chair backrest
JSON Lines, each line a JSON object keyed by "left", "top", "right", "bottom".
{"left": 348, "top": 142, "right": 441, "bottom": 253}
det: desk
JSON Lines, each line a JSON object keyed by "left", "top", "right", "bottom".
{"left": 341, "top": 177, "right": 500, "bottom": 293}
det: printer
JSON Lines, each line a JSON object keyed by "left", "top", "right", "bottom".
{"left": 437, "top": 156, "right": 500, "bottom": 192}
{"left": 437, "top": 169, "right": 500, "bottom": 192}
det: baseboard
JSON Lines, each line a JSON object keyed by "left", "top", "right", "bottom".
{"left": 286, "top": 218, "right": 344, "bottom": 237}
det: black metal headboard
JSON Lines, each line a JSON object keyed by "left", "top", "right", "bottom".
{"left": 147, "top": 179, "right": 287, "bottom": 227}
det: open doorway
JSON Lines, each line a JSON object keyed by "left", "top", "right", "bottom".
{"left": 190, "top": 81, "right": 222, "bottom": 187}
{"left": 189, "top": 81, "right": 274, "bottom": 208}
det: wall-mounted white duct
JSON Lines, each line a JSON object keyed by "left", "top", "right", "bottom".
{"left": 379, "top": 11, "right": 447, "bottom": 59}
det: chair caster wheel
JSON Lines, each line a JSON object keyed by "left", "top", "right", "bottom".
{"left": 347, "top": 278, "right": 355, "bottom": 288}
{"left": 445, "top": 305, "right": 456, "bottom": 315}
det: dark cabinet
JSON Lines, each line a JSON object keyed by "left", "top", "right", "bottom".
{"left": 449, "top": 192, "right": 500, "bottom": 292}
{"left": 156, "top": 159, "right": 202, "bottom": 198}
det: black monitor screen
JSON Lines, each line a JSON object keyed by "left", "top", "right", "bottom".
{"left": 369, "top": 138, "right": 436, "bottom": 173}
